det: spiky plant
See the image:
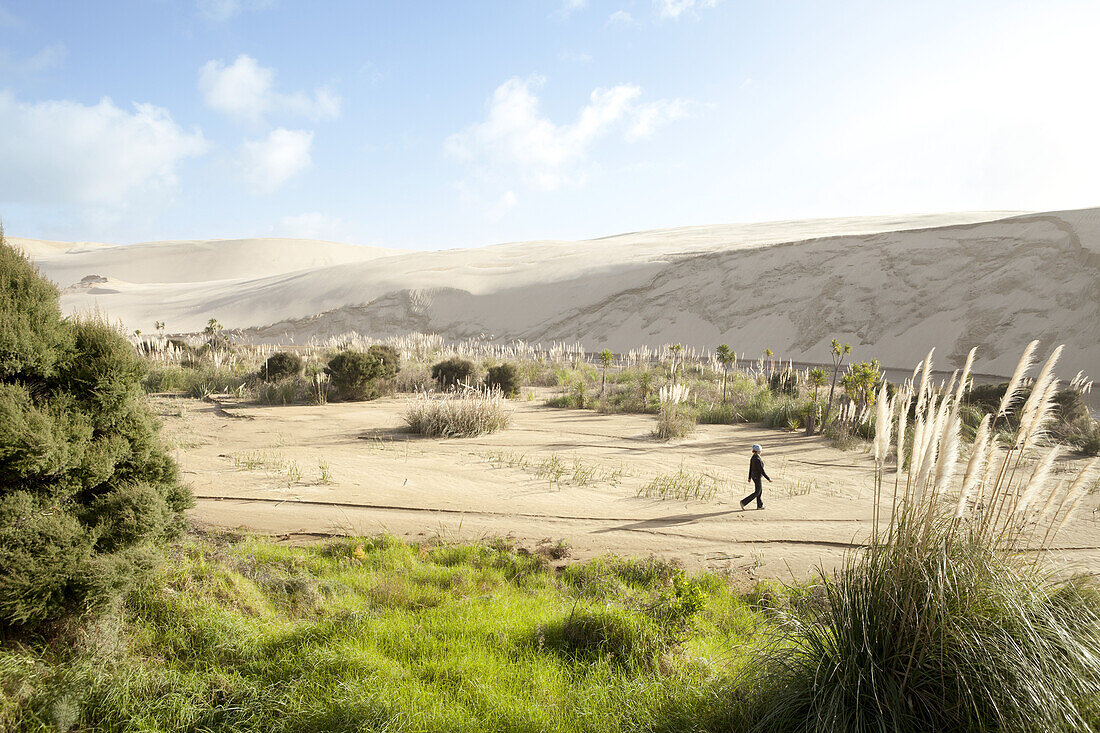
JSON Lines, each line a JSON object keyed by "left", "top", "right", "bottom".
{"left": 598, "top": 349, "right": 614, "bottom": 396}
{"left": 745, "top": 343, "right": 1100, "bottom": 732}
{"left": 820, "top": 338, "right": 851, "bottom": 432}
{"left": 716, "top": 344, "right": 735, "bottom": 402}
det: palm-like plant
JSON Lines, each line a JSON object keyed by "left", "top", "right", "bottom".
{"left": 669, "top": 343, "right": 683, "bottom": 385}
{"left": 598, "top": 348, "right": 614, "bottom": 396}
{"left": 637, "top": 369, "right": 654, "bottom": 410}
{"left": 821, "top": 338, "right": 851, "bottom": 430}
{"left": 715, "top": 344, "right": 735, "bottom": 402}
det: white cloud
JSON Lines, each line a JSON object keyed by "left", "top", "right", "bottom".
{"left": 0, "top": 91, "right": 206, "bottom": 207}
{"left": 561, "top": 0, "right": 587, "bottom": 15}
{"left": 654, "top": 0, "right": 717, "bottom": 20}
{"left": 446, "top": 76, "right": 692, "bottom": 191}
{"left": 626, "top": 98, "right": 696, "bottom": 141}
{"left": 608, "top": 10, "right": 634, "bottom": 24}
{"left": 197, "top": 0, "right": 273, "bottom": 22}
{"left": 0, "top": 43, "right": 66, "bottom": 76}
{"left": 199, "top": 54, "right": 340, "bottom": 125}
{"left": 240, "top": 127, "right": 312, "bottom": 191}
{"left": 276, "top": 212, "right": 347, "bottom": 239}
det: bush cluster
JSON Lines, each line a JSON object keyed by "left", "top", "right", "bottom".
{"left": 0, "top": 237, "right": 190, "bottom": 629}
{"left": 324, "top": 345, "right": 401, "bottom": 400}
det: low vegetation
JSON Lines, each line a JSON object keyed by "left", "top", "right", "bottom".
{"left": 405, "top": 389, "right": 512, "bottom": 437}
{"left": 0, "top": 532, "right": 751, "bottom": 732}
{"left": 744, "top": 344, "right": 1100, "bottom": 731}
{"left": 126, "top": 314, "right": 1098, "bottom": 458}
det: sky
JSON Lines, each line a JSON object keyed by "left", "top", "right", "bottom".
{"left": 1, "top": 0, "right": 1098, "bottom": 249}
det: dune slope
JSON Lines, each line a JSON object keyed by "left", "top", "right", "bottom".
{"left": 17, "top": 208, "right": 1100, "bottom": 377}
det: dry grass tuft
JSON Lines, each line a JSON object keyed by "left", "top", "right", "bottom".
{"left": 404, "top": 388, "right": 512, "bottom": 438}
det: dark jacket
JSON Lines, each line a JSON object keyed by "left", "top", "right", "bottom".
{"left": 749, "top": 454, "right": 769, "bottom": 481}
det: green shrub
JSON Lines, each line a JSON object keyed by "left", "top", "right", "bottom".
{"left": 485, "top": 363, "right": 519, "bottom": 397}
{"left": 0, "top": 235, "right": 189, "bottom": 630}
{"left": 260, "top": 352, "right": 302, "bottom": 382}
{"left": 431, "top": 357, "right": 475, "bottom": 389}
{"left": 367, "top": 344, "right": 401, "bottom": 379}
{"left": 325, "top": 350, "right": 389, "bottom": 400}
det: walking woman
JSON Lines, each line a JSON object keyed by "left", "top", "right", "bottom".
{"left": 741, "top": 444, "right": 771, "bottom": 510}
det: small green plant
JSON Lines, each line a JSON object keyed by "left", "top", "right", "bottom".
{"left": 317, "top": 458, "right": 334, "bottom": 484}
{"left": 637, "top": 462, "right": 723, "bottom": 501}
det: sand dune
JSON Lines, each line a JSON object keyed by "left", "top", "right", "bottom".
{"left": 13, "top": 236, "right": 398, "bottom": 287}
{"left": 13, "top": 208, "right": 1100, "bottom": 378}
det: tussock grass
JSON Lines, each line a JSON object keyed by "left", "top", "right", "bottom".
{"left": 743, "top": 344, "right": 1100, "bottom": 732}
{"left": 405, "top": 389, "right": 512, "bottom": 438}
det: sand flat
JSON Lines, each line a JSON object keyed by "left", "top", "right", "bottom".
{"left": 156, "top": 394, "right": 1100, "bottom": 581}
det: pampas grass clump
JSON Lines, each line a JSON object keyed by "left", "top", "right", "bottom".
{"left": 743, "top": 344, "right": 1100, "bottom": 732}
{"left": 405, "top": 388, "right": 512, "bottom": 438}
{"left": 654, "top": 383, "right": 695, "bottom": 440}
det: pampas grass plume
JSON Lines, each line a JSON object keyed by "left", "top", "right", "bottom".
{"left": 955, "top": 414, "right": 991, "bottom": 518}
{"left": 1016, "top": 445, "right": 1060, "bottom": 515}
{"left": 997, "top": 339, "right": 1039, "bottom": 417}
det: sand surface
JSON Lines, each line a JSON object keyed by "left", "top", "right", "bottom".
{"left": 157, "top": 393, "right": 1100, "bottom": 581}
{"left": 12, "top": 209, "right": 1099, "bottom": 382}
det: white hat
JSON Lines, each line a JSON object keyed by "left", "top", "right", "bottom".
{"left": 752, "top": 444, "right": 762, "bottom": 452}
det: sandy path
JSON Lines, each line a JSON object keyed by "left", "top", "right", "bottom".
{"left": 156, "top": 393, "right": 1100, "bottom": 581}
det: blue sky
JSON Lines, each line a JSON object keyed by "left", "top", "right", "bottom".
{"left": 1, "top": 0, "right": 1098, "bottom": 248}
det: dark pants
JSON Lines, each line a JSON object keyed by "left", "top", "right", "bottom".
{"left": 742, "top": 478, "right": 763, "bottom": 508}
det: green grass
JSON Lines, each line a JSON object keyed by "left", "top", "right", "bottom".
{"left": 1, "top": 532, "right": 758, "bottom": 732}
{"left": 637, "top": 463, "right": 725, "bottom": 502}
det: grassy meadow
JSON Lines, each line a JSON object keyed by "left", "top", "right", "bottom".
{"left": 1, "top": 531, "right": 762, "bottom": 732}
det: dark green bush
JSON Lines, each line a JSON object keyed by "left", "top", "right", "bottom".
{"left": 367, "top": 344, "right": 401, "bottom": 379}
{"left": 485, "top": 363, "right": 519, "bottom": 397}
{"left": 0, "top": 235, "right": 190, "bottom": 630}
{"left": 325, "top": 350, "right": 391, "bottom": 400}
{"left": 431, "top": 358, "right": 475, "bottom": 390}
{"left": 260, "top": 351, "right": 302, "bottom": 382}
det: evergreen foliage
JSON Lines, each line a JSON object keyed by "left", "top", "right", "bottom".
{"left": 367, "top": 344, "right": 401, "bottom": 379}
{"left": 324, "top": 350, "right": 393, "bottom": 400}
{"left": 485, "top": 363, "right": 519, "bottom": 397}
{"left": 259, "top": 352, "right": 302, "bottom": 382}
{"left": 431, "top": 357, "right": 475, "bottom": 390}
{"left": 0, "top": 234, "right": 189, "bottom": 629}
